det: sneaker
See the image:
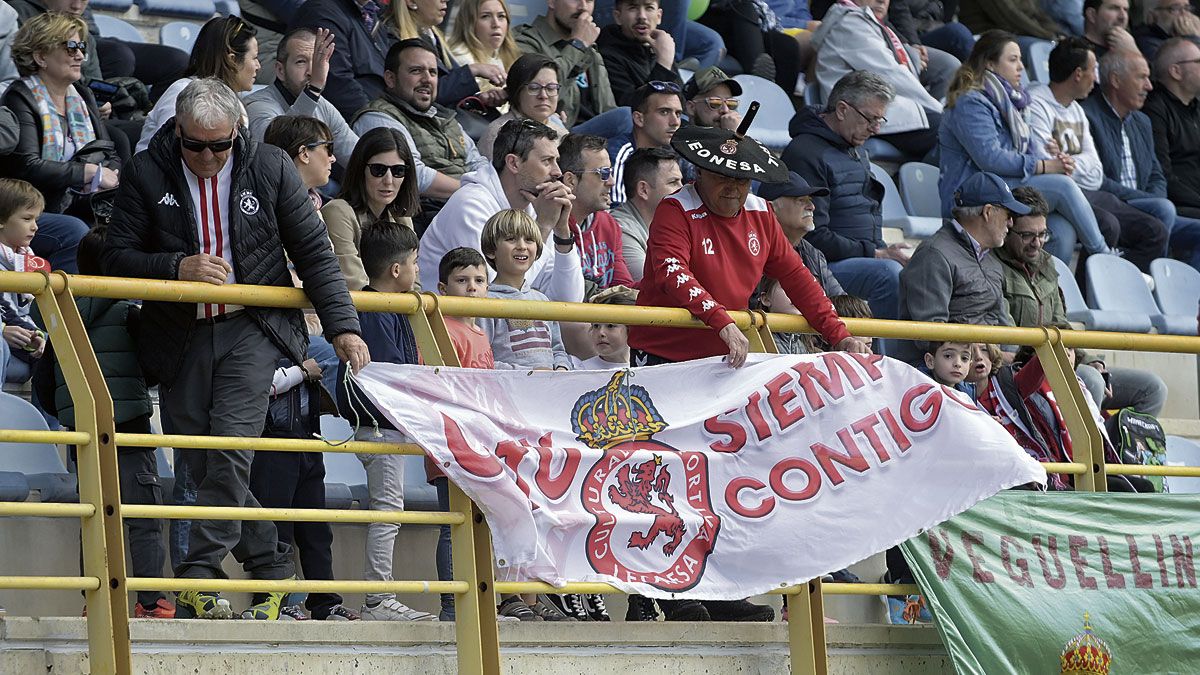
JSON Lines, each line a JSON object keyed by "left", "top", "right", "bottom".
{"left": 584, "top": 594, "right": 610, "bottom": 622}
{"left": 884, "top": 595, "right": 932, "bottom": 625}
{"left": 660, "top": 599, "right": 710, "bottom": 621}
{"left": 318, "top": 604, "right": 360, "bottom": 621}
{"left": 279, "top": 604, "right": 308, "bottom": 621}
{"left": 241, "top": 590, "right": 288, "bottom": 620}
{"left": 625, "top": 595, "right": 659, "bottom": 622}
{"left": 134, "top": 599, "right": 176, "bottom": 619}
{"left": 550, "top": 594, "right": 591, "bottom": 621}
{"left": 497, "top": 596, "right": 542, "bottom": 621}
{"left": 704, "top": 599, "right": 775, "bottom": 622}
{"left": 531, "top": 595, "right": 576, "bottom": 621}
{"left": 360, "top": 598, "right": 437, "bottom": 621}
{"left": 176, "top": 591, "right": 234, "bottom": 620}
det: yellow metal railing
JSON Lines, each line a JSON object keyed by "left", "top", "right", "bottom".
{"left": 0, "top": 269, "right": 1197, "bottom": 675}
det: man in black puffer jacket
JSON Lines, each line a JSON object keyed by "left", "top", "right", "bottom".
{"left": 102, "top": 78, "right": 369, "bottom": 622}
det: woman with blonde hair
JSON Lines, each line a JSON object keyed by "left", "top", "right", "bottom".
{"left": 387, "top": 0, "right": 506, "bottom": 107}
{"left": 1, "top": 12, "right": 119, "bottom": 214}
{"left": 449, "top": 0, "right": 522, "bottom": 108}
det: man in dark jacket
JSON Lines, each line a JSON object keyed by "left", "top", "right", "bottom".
{"left": 784, "top": 71, "right": 911, "bottom": 322}
{"left": 1083, "top": 49, "right": 1200, "bottom": 270}
{"left": 290, "top": 0, "right": 394, "bottom": 121}
{"left": 1132, "top": 0, "right": 1200, "bottom": 61}
{"left": 596, "top": 0, "right": 682, "bottom": 108}
{"left": 102, "top": 79, "right": 369, "bottom": 621}
{"left": 1146, "top": 37, "right": 1200, "bottom": 229}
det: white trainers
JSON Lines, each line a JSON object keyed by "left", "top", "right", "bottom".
{"left": 360, "top": 598, "right": 437, "bottom": 621}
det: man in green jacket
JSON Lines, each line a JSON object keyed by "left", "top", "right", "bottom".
{"left": 514, "top": 0, "right": 631, "bottom": 149}
{"left": 996, "top": 186, "right": 1067, "bottom": 328}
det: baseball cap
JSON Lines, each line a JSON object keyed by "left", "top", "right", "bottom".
{"left": 953, "top": 172, "right": 1032, "bottom": 215}
{"left": 757, "top": 171, "right": 830, "bottom": 201}
{"left": 683, "top": 66, "right": 743, "bottom": 100}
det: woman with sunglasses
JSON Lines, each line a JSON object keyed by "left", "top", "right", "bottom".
{"left": 1, "top": 12, "right": 119, "bottom": 214}
{"left": 322, "top": 127, "right": 421, "bottom": 291}
{"left": 448, "top": 0, "right": 523, "bottom": 110}
{"left": 136, "top": 16, "right": 259, "bottom": 153}
{"left": 476, "top": 54, "right": 569, "bottom": 160}
{"left": 386, "top": 0, "right": 504, "bottom": 108}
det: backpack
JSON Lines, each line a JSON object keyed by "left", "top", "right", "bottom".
{"left": 1105, "top": 408, "right": 1168, "bottom": 492}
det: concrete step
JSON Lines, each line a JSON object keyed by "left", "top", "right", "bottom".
{"left": 0, "top": 616, "right": 952, "bottom": 674}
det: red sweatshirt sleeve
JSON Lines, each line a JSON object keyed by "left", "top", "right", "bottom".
{"left": 762, "top": 213, "right": 851, "bottom": 347}
{"left": 644, "top": 199, "right": 734, "bottom": 331}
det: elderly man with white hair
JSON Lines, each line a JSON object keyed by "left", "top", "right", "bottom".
{"left": 102, "top": 77, "right": 370, "bottom": 622}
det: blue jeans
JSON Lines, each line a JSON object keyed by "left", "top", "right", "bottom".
{"left": 1041, "top": 0, "right": 1085, "bottom": 36}
{"left": 682, "top": 21, "right": 724, "bottom": 68}
{"left": 434, "top": 476, "right": 453, "bottom": 618}
{"left": 573, "top": 107, "right": 634, "bottom": 160}
{"left": 1005, "top": 174, "right": 1108, "bottom": 255}
{"left": 1126, "top": 197, "right": 1200, "bottom": 270}
{"left": 307, "top": 334, "right": 340, "bottom": 402}
{"left": 31, "top": 213, "right": 89, "bottom": 274}
{"left": 827, "top": 257, "right": 902, "bottom": 320}
{"left": 919, "top": 22, "right": 975, "bottom": 62}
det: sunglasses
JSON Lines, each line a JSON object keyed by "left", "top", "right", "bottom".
{"left": 702, "top": 96, "right": 739, "bottom": 111}
{"left": 180, "top": 135, "right": 235, "bottom": 153}
{"left": 647, "top": 80, "right": 681, "bottom": 93}
{"left": 303, "top": 140, "right": 334, "bottom": 153}
{"left": 367, "top": 162, "right": 406, "bottom": 178}
{"left": 62, "top": 40, "right": 87, "bottom": 55}
{"left": 585, "top": 167, "right": 613, "bottom": 181}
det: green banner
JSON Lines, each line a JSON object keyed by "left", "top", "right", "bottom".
{"left": 901, "top": 492, "right": 1200, "bottom": 674}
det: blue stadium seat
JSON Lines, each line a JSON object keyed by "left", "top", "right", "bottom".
{"left": 1084, "top": 254, "right": 1162, "bottom": 333}
{"left": 863, "top": 137, "right": 905, "bottom": 163}
{"left": 1025, "top": 40, "right": 1054, "bottom": 83}
{"left": 320, "top": 416, "right": 366, "bottom": 507}
{"left": 898, "top": 161, "right": 941, "bottom": 218}
{"left": 1149, "top": 258, "right": 1200, "bottom": 335}
{"left": 869, "top": 163, "right": 941, "bottom": 238}
{"left": 214, "top": 0, "right": 241, "bottom": 16}
{"left": 90, "top": 0, "right": 134, "bottom": 11}
{"left": 1165, "top": 436, "right": 1200, "bottom": 493}
{"left": 0, "top": 471, "right": 30, "bottom": 502}
{"left": 93, "top": 14, "right": 144, "bottom": 44}
{"left": 0, "top": 392, "right": 77, "bottom": 502}
{"left": 160, "top": 21, "right": 203, "bottom": 54}
{"left": 732, "top": 74, "right": 793, "bottom": 151}
{"left": 135, "top": 0, "right": 216, "bottom": 18}
{"left": 1051, "top": 255, "right": 1101, "bottom": 328}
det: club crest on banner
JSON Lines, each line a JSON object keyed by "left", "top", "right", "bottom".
{"left": 572, "top": 372, "right": 721, "bottom": 591}
{"left": 1060, "top": 612, "right": 1112, "bottom": 675}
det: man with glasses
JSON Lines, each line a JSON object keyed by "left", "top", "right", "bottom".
{"left": 353, "top": 39, "right": 489, "bottom": 229}
{"left": 785, "top": 71, "right": 911, "bottom": 331}
{"left": 610, "top": 81, "right": 682, "bottom": 204}
{"left": 682, "top": 66, "right": 742, "bottom": 132}
{"left": 102, "top": 78, "right": 369, "bottom": 621}
{"left": 897, "top": 173, "right": 1026, "bottom": 364}
{"left": 560, "top": 133, "right": 633, "bottom": 293}
{"left": 1133, "top": 0, "right": 1200, "bottom": 60}
{"left": 597, "top": 0, "right": 683, "bottom": 107}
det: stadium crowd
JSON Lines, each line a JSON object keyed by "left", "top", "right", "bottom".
{"left": 0, "top": 0, "right": 1190, "bottom": 626}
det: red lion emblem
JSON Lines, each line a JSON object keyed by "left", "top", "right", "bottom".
{"left": 608, "top": 455, "right": 685, "bottom": 555}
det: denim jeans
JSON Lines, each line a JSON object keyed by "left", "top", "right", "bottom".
{"left": 434, "top": 476, "right": 453, "bottom": 618}
{"left": 1004, "top": 174, "right": 1108, "bottom": 254}
{"left": 1126, "top": 197, "right": 1200, "bottom": 271}
{"left": 306, "top": 334, "right": 340, "bottom": 402}
{"left": 31, "top": 213, "right": 89, "bottom": 274}
{"left": 682, "top": 21, "right": 725, "bottom": 68}
{"left": 919, "top": 22, "right": 975, "bottom": 62}
{"left": 357, "top": 428, "right": 407, "bottom": 605}
{"left": 573, "top": 107, "right": 634, "bottom": 160}
{"left": 1040, "top": 0, "right": 1085, "bottom": 36}
{"left": 827, "top": 257, "right": 903, "bottom": 321}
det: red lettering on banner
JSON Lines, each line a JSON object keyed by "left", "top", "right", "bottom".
{"left": 1032, "top": 536, "right": 1067, "bottom": 589}
{"left": 441, "top": 414, "right": 503, "bottom": 478}
{"left": 1097, "top": 536, "right": 1126, "bottom": 589}
{"left": 764, "top": 372, "right": 806, "bottom": 431}
{"left": 940, "top": 384, "right": 981, "bottom": 412}
{"left": 851, "top": 412, "right": 891, "bottom": 463}
{"left": 812, "top": 431, "right": 870, "bottom": 487}
{"left": 1000, "top": 536, "right": 1033, "bottom": 587}
{"left": 495, "top": 440, "right": 533, "bottom": 498}
{"left": 704, "top": 409, "right": 747, "bottom": 453}
{"left": 1126, "top": 535, "right": 1154, "bottom": 589}
{"left": 1155, "top": 535, "right": 1171, "bottom": 587}
{"left": 843, "top": 352, "right": 885, "bottom": 380}
{"left": 534, "top": 443, "right": 582, "bottom": 501}
{"left": 1170, "top": 535, "right": 1196, "bottom": 588}
{"left": 962, "top": 531, "right": 994, "bottom": 583}
{"left": 791, "top": 355, "right": 856, "bottom": 410}
{"left": 878, "top": 407, "right": 913, "bottom": 453}
{"left": 927, "top": 529, "right": 955, "bottom": 580}
{"left": 1068, "top": 535, "right": 1098, "bottom": 590}
{"left": 900, "top": 384, "right": 942, "bottom": 433}
{"left": 769, "top": 457, "right": 822, "bottom": 502}
{"left": 745, "top": 391, "right": 773, "bottom": 442}
{"left": 726, "top": 476, "right": 775, "bottom": 518}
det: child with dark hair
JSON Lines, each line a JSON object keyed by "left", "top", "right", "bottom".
{"left": 0, "top": 178, "right": 47, "bottom": 385}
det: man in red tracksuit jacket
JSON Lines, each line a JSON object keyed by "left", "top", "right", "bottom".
{"left": 629, "top": 120, "right": 871, "bottom": 367}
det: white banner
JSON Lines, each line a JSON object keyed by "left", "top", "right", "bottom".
{"left": 355, "top": 353, "right": 1047, "bottom": 599}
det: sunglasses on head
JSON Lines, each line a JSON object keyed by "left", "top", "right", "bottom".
{"left": 367, "top": 162, "right": 406, "bottom": 178}
{"left": 647, "top": 80, "right": 682, "bottom": 93}
{"left": 180, "top": 135, "right": 235, "bottom": 153}
{"left": 62, "top": 40, "right": 87, "bottom": 55}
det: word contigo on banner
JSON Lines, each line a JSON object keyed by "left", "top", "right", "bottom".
{"left": 355, "top": 353, "right": 1047, "bottom": 599}
{"left": 902, "top": 492, "right": 1200, "bottom": 675}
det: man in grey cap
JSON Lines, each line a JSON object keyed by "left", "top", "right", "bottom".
{"left": 682, "top": 66, "right": 743, "bottom": 131}
{"left": 756, "top": 171, "right": 844, "bottom": 297}
{"left": 897, "top": 171, "right": 1029, "bottom": 363}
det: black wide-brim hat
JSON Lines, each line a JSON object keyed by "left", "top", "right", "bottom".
{"left": 670, "top": 102, "right": 790, "bottom": 183}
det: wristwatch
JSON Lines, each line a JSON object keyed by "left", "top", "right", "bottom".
{"left": 567, "top": 38, "right": 587, "bottom": 52}
{"left": 552, "top": 232, "right": 575, "bottom": 247}
{"left": 305, "top": 84, "right": 324, "bottom": 98}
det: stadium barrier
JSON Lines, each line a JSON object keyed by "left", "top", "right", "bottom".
{"left": 0, "top": 269, "right": 1198, "bottom": 675}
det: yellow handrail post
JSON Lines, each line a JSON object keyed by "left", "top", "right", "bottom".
{"left": 1035, "top": 330, "right": 1107, "bottom": 492}
{"left": 422, "top": 292, "right": 462, "bottom": 368}
{"left": 37, "top": 273, "right": 131, "bottom": 674}
{"left": 407, "top": 291, "right": 447, "bottom": 365}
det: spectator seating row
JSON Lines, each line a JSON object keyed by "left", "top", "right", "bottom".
{"left": 133, "top": 0, "right": 216, "bottom": 19}
{"left": 94, "top": 14, "right": 144, "bottom": 44}
{"left": 160, "top": 21, "right": 202, "bottom": 54}
{"left": 1055, "top": 254, "right": 1200, "bottom": 335}
{"left": 871, "top": 162, "right": 941, "bottom": 238}
{"left": 0, "top": 392, "right": 76, "bottom": 502}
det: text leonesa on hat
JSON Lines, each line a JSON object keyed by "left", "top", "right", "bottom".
{"left": 686, "top": 140, "right": 780, "bottom": 175}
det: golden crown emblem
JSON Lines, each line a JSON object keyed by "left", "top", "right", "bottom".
{"left": 570, "top": 371, "right": 667, "bottom": 449}
{"left": 1060, "top": 612, "right": 1112, "bottom": 675}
